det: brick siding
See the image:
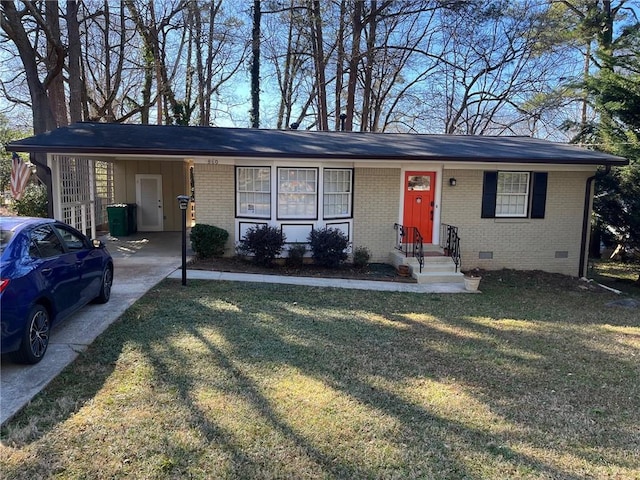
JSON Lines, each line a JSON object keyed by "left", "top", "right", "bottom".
{"left": 192, "top": 163, "right": 593, "bottom": 275}
{"left": 353, "top": 168, "right": 401, "bottom": 263}
{"left": 193, "top": 164, "right": 236, "bottom": 253}
{"left": 441, "top": 169, "right": 593, "bottom": 276}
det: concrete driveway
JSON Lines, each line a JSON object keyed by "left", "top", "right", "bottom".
{"left": 0, "top": 232, "right": 188, "bottom": 426}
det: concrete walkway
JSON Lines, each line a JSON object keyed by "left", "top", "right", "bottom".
{"left": 172, "top": 269, "right": 469, "bottom": 293}
{"left": 1, "top": 232, "right": 469, "bottom": 426}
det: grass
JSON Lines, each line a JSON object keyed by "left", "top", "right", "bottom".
{"left": 589, "top": 259, "right": 640, "bottom": 295}
{"left": 1, "top": 269, "right": 639, "bottom": 479}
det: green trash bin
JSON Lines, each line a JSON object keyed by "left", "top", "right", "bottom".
{"left": 107, "top": 204, "right": 130, "bottom": 236}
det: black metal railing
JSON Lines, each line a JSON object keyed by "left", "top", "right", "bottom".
{"left": 440, "top": 223, "right": 461, "bottom": 272}
{"left": 394, "top": 223, "right": 424, "bottom": 273}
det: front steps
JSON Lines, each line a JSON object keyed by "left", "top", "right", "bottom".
{"left": 389, "top": 248, "right": 465, "bottom": 285}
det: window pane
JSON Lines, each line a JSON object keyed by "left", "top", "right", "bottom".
{"left": 408, "top": 175, "right": 431, "bottom": 191}
{"left": 237, "top": 167, "right": 270, "bottom": 217}
{"left": 324, "top": 169, "right": 352, "bottom": 218}
{"left": 278, "top": 168, "right": 317, "bottom": 219}
{"left": 496, "top": 172, "right": 529, "bottom": 217}
{"left": 239, "top": 192, "right": 271, "bottom": 216}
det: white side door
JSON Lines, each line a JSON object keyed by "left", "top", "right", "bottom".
{"left": 135, "top": 174, "right": 163, "bottom": 231}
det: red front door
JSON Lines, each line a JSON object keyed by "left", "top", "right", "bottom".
{"left": 403, "top": 171, "right": 435, "bottom": 244}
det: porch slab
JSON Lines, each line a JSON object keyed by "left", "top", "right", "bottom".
{"left": 413, "top": 271, "right": 465, "bottom": 284}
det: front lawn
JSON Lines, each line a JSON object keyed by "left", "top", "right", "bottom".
{"left": 1, "top": 271, "right": 638, "bottom": 479}
{"left": 591, "top": 259, "right": 640, "bottom": 295}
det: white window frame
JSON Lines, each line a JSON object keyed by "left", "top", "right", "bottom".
{"left": 236, "top": 167, "right": 271, "bottom": 218}
{"left": 277, "top": 167, "right": 318, "bottom": 219}
{"left": 496, "top": 171, "right": 530, "bottom": 218}
{"left": 323, "top": 168, "right": 353, "bottom": 219}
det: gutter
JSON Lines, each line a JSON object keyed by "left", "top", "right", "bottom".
{"left": 579, "top": 165, "right": 610, "bottom": 278}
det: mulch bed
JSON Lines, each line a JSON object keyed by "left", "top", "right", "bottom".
{"left": 188, "top": 256, "right": 417, "bottom": 283}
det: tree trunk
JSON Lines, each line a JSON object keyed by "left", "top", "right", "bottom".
{"left": 44, "top": 1, "right": 69, "bottom": 127}
{"left": 251, "top": 0, "right": 261, "bottom": 128}
{"left": 66, "top": 1, "right": 84, "bottom": 123}
{"left": 345, "top": 0, "right": 363, "bottom": 131}
{"left": 334, "top": 0, "right": 347, "bottom": 131}
{"left": 148, "top": 1, "right": 163, "bottom": 124}
{"left": 310, "top": 0, "right": 328, "bottom": 130}
{"left": 360, "top": 1, "right": 378, "bottom": 132}
{"left": 276, "top": 2, "right": 296, "bottom": 130}
{"left": 192, "top": 0, "right": 206, "bottom": 125}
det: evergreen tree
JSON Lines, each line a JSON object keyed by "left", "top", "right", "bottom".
{"left": 587, "top": 24, "right": 640, "bottom": 283}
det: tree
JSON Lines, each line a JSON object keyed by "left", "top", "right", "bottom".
{"left": 262, "top": 0, "right": 448, "bottom": 132}
{"left": 419, "top": 0, "right": 571, "bottom": 135}
{"left": 1, "top": 1, "right": 62, "bottom": 133}
{"left": 264, "top": 0, "right": 310, "bottom": 129}
{"left": 125, "top": 0, "right": 190, "bottom": 125}
{"left": 309, "top": 0, "right": 329, "bottom": 130}
{"left": 66, "top": 0, "right": 84, "bottom": 123}
{"left": 0, "top": 113, "right": 27, "bottom": 196}
{"left": 262, "top": 0, "right": 324, "bottom": 130}
{"left": 81, "top": 1, "right": 133, "bottom": 122}
{"left": 250, "top": 0, "right": 261, "bottom": 127}
{"left": 13, "top": 182, "right": 47, "bottom": 217}
{"left": 1, "top": 0, "right": 628, "bottom": 137}
{"left": 587, "top": 27, "right": 640, "bottom": 283}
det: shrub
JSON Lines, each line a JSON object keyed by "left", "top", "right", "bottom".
{"left": 237, "top": 224, "right": 286, "bottom": 266}
{"left": 353, "top": 246, "right": 371, "bottom": 269}
{"left": 286, "top": 243, "right": 307, "bottom": 268}
{"left": 14, "top": 183, "right": 48, "bottom": 218}
{"left": 189, "top": 223, "right": 229, "bottom": 258}
{"left": 308, "top": 227, "right": 349, "bottom": 268}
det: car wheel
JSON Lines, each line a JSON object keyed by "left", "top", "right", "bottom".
{"left": 14, "top": 304, "right": 50, "bottom": 364}
{"left": 94, "top": 265, "right": 113, "bottom": 304}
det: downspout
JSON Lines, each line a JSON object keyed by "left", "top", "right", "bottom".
{"left": 579, "top": 165, "right": 610, "bottom": 278}
{"left": 30, "top": 152, "right": 54, "bottom": 219}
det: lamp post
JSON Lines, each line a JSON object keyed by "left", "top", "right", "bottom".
{"left": 177, "top": 195, "right": 190, "bottom": 286}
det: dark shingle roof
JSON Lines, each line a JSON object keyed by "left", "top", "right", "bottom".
{"left": 8, "top": 122, "right": 629, "bottom": 166}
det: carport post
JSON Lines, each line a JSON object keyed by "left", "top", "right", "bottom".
{"left": 177, "top": 195, "right": 190, "bottom": 286}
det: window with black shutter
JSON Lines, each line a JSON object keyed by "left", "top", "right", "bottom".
{"left": 481, "top": 171, "right": 547, "bottom": 219}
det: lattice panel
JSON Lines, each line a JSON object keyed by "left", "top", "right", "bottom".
{"left": 58, "top": 156, "right": 91, "bottom": 204}
{"left": 94, "top": 161, "right": 114, "bottom": 228}
{"left": 55, "top": 155, "right": 94, "bottom": 234}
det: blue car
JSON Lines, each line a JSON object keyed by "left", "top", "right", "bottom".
{"left": 1, "top": 217, "right": 113, "bottom": 364}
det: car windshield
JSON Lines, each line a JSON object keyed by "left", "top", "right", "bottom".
{"left": 0, "top": 229, "right": 14, "bottom": 253}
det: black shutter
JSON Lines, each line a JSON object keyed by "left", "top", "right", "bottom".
{"left": 481, "top": 171, "right": 498, "bottom": 218}
{"left": 530, "top": 172, "right": 548, "bottom": 219}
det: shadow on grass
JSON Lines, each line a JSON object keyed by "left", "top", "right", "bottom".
{"left": 2, "top": 274, "right": 638, "bottom": 478}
